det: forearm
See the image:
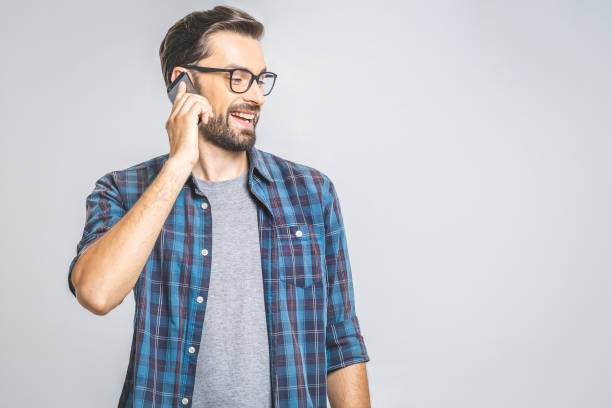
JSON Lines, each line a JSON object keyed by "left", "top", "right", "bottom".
{"left": 327, "top": 362, "right": 371, "bottom": 408}
{"left": 72, "top": 157, "right": 192, "bottom": 314}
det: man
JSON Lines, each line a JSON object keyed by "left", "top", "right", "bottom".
{"left": 68, "top": 6, "right": 370, "bottom": 408}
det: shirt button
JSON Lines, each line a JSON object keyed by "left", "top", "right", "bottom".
{"left": 201, "top": 202, "right": 208, "bottom": 210}
{"left": 295, "top": 229, "right": 303, "bottom": 237}
{"left": 201, "top": 248, "right": 208, "bottom": 256}
{"left": 188, "top": 346, "right": 196, "bottom": 354}
{"left": 196, "top": 296, "right": 204, "bottom": 303}
{"left": 182, "top": 397, "right": 189, "bottom": 405}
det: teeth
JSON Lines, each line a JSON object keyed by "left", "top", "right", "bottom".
{"left": 231, "top": 112, "right": 255, "bottom": 120}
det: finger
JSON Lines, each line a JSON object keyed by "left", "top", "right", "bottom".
{"left": 177, "top": 95, "right": 197, "bottom": 118}
{"left": 190, "top": 94, "right": 214, "bottom": 119}
{"left": 179, "top": 96, "right": 207, "bottom": 123}
{"left": 187, "top": 98, "right": 209, "bottom": 123}
{"left": 194, "top": 97, "right": 213, "bottom": 121}
{"left": 179, "top": 93, "right": 213, "bottom": 121}
{"left": 171, "top": 84, "right": 194, "bottom": 118}
{"left": 173, "top": 81, "right": 186, "bottom": 105}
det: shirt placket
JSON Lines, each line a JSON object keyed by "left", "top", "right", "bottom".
{"left": 179, "top": 182, "right": 213, "bottom": 407}
{"left": 249, "top": 173, "right": 278, "bottom": 407}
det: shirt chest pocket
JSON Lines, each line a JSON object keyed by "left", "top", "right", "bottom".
{"left": 274, "top": 222, "right": 326, "bottom": 288}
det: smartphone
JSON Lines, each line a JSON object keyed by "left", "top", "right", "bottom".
{"left": 166, "top": 71, "right": 202, "bottom": 125}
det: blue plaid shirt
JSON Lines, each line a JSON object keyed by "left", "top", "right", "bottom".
{"left": 68, "top": 146, "right": 369, "bottom": 407}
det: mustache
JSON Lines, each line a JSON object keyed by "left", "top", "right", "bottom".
{"left": 228, "top": 106, "right": 259, "bottom": 114}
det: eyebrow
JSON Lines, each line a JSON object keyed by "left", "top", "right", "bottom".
{"left": 224, "top": 64, "right": 267, "bottom": 74}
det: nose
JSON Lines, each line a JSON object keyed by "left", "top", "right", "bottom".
{"left": 243, "top": 80, "right": 266, "bottom": 106}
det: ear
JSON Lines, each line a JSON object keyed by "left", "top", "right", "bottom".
{"left": 170, "top": 68, "right": 187, "bottom": 84}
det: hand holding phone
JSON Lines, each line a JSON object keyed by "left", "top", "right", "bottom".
{"left": 167, "top": 71, "right": 205, "bottom": 124}
{"left": 167, "top": 71, "right": 196, "bottom": 102}
{"left": 165, "top": 72, "right": 214, "bottom": 167}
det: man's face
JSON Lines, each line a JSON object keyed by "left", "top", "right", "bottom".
{"left": 177, "top": 31, "right": 267, "bottom": 152}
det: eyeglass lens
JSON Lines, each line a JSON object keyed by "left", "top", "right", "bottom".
{"left": 231, "top": 69, "right": 275, "bottom": 95}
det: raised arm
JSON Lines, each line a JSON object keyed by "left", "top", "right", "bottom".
{"left": 69, "top": 78, "right": 213, "bottom": 315}
{"left": 69, "top": 158, "right": 192, "bottom": 315}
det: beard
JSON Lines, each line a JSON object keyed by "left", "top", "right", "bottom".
{"left": 190, "top": 76, "right": 258, "bottom": 152}
{"left": 197, "top": 109, "right": 257, "bottom": 152}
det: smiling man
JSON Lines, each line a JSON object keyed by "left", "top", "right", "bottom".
{"left": 67, "top": 5, "right": 370, "bottom": 408}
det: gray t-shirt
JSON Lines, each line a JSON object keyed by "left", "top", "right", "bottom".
{"left": 192, "top": 169, "right": 272, "bottom": 407}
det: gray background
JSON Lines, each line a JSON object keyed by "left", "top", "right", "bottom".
{"left": 1, "top": 1, "right": 610, "bottom": 407}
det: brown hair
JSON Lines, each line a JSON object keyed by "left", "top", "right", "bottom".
{"left": 159, "top": 5, "right": 264, "bottom": 88}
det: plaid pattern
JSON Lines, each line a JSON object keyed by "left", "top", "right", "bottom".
{"left": 68, "top": 146, "right": 369, "bottom": 407}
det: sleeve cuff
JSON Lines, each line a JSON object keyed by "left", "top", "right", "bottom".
{"left": 326, "top": 315, "right": 370, "bottom": 373}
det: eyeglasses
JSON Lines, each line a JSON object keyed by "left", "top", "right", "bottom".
{"left": 181, "top": 65, "right": 277, "bottom": 96}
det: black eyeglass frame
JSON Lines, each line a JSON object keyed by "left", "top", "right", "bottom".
{"left": 181, "top": 65, "right": 277, "bottom": 96}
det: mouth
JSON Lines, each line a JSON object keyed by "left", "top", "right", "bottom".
{"left": 229, "top": 111, "right": 256, "bottom": 128}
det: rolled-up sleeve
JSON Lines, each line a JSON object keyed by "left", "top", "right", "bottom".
{"left": 323, "top": 177, "right": 370, "bottom": 373}
{"left": 68, "top": 171, "right": 126, "bottom": 298}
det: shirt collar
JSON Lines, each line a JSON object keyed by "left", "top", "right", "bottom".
{"left": 182, "top": 146, "right": 273, "bottom": 195}
{"left": 247, "top": 145, "right": 273, "bottom": 183}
